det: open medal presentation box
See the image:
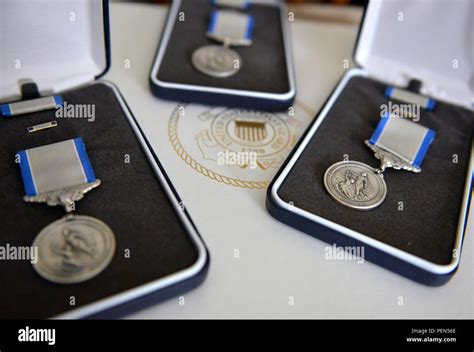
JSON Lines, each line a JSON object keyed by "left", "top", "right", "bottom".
{"left": 0, "top": 0, "right": 208, "bottom": 319}
{"left": 149, "top": 0, "right": 296, "bottom": 110}
{"left": 267, "top": 0, "right": 473, "bottom": 286}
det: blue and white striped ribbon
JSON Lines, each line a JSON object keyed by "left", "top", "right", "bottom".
{"left": 368, "top": 114, "right": 436, "bottom": 169}
{"left": 17, "top": 138, "right": 96, "bottom": 197}
{"left": 385, "top": 86, "right": 436, "bottom": 111}
{"left": 207, "top": 9, "right": 255, "bottom": 45}
{"left": 1, "top": 95, "right": 63, "bottom": 117}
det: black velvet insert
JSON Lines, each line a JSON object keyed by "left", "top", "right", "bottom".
{"left": 0, "top": 83, "right": 199, "bottom": 319}
{"left": 278, "top": 75, "right": 474, "bottom": 265}
{"left": 156, "top": 0, "right": 290, "bottom": 94}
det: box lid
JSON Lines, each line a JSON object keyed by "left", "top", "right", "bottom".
{"left": 354, "top": 0, "right": 473, "bottom": 109}
{"left": 0, "top": 0, "right": 110, "bottom": 103}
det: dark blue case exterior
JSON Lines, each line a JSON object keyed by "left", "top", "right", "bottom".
{"left": 266, "top": 193, "right": 460, "bottom": 287}
{"left": 96, "top": 0, "right": 111, "bottom": 79}
{"left": 150, "top": 82, "right": 295, "bottom": 111}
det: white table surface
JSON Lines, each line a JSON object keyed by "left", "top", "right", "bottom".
{"left": 105, "top": 2, "right": 473, "bottom": 319}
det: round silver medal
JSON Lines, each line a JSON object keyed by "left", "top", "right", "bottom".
{"left": 192, "top": 45, "right": 241, "bottom": 78}
{"left": 32, "top": 215, "right": 116, "bottom": 284}
{"left": 324, "top": 161, "right": 387, "bottom": 210}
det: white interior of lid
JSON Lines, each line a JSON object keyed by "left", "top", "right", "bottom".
{"left": 0, "top": 0, "right": 106, "bottom": 103}
{"left": 356, "top": 0, "right": 473, "bottom": 109}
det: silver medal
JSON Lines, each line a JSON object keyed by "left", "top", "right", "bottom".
{"left": 192, "top": 9, "right": 253, "bottom": 78}
{"left": 192, "top": 45, "right": 241, "bottom": 78}
{"left": 324, "top": 161, "right": 387, "bottom": 211}
{"left": 32, "top": 214, "right": 116, "bottom": 284}
{"left": 18, "top": 139, "right": 117, "bottom": 284}
{"left": 323, "top": 115, "right": 435, "bottom": 211}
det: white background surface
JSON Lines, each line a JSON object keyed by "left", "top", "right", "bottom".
{"left": 105, "top": 3, "right": 473, "bottom": 319}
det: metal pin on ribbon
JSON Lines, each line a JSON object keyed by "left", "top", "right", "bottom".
{"left": 27, "top": 121, "right": 58, "bottom": 133}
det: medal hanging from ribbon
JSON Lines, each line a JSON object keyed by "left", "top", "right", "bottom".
{"left": 17, "top": 138, "right": 115, "bottom": 284}
{"left": 192, "top": 2, "right": 255, "bottom": 78}
{"left": 324, "top": 114, "right": 436, "bottom": 210}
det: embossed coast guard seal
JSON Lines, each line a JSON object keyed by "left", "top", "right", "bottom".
{"left": 169, "top": 103, "right": 314, "bottom": 189}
